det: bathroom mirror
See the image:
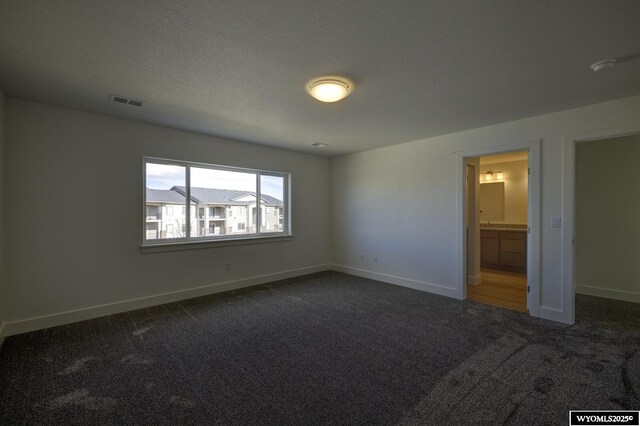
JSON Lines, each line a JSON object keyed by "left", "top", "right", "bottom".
{"left": 479, "top": 182, "right": 505, "bottom": 222}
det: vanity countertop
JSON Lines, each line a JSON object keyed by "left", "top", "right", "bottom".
{"left": 480, "top": 224, "right": 527, "bottom": 232}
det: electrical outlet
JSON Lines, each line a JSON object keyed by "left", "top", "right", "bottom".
{"left": 373, "top": 255, "right": 378, "bottom": 263}
{"left": 359, "top": 254, "right": 365, "bottom": 262}
{"left": 224, "top": 261, "right": 231, "bottom": 271}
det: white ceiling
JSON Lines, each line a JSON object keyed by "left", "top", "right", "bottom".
{"left": 1, "top": 1, "right": 639, "bottom": 157}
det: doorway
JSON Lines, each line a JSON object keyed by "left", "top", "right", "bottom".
{"left": 455, "top": 138, "right": 540, "bottom": 317}
{"left": 562, "top": 124, "right": 640, "bottom": 324}
{"left": 466, "top": 151, "right": 529, "bottom": 312}
{"left": 573, "top": 133, "right": 640, "bottom": 317}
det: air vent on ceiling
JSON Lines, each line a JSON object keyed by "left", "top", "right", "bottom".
{"left": 109, "top": 94, "right": 145, "bottom": 107}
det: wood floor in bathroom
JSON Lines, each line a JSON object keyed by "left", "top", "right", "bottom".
{"left": 467, "top": 269, "right": 528, "bottom": 312}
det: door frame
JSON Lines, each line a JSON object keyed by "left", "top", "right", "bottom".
{"left": 562, "top": 122, "right": 640, "bottom": 324}
{"left": 465, "top": 162, "right": 481, "bottom": 286}
{"left": 455, "top": 139, "right": 541, "bottom": 317}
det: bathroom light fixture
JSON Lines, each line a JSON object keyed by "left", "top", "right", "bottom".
{"left": 306, "top": 76, "right": 353, "bottom": 103}
{"left": 311, "top": 142, "right": 329, "bottom": 148}
{"left": 483, "top": 171, "right": 503, "bottom": 182}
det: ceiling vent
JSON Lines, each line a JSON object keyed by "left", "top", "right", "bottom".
{"left": 110, "top": 94, "right": 145, "bottom": 107}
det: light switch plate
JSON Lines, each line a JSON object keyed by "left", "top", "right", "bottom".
{"left": 551, "top": 217, "right": 562, "bottom": 229}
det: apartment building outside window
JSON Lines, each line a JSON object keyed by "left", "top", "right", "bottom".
{"left": 143, "top": 158, "right": 290, "bottom": 245}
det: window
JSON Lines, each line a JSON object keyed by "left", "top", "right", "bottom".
{"left": 143, "top": 158, "right": 290, "bottom": 245}
{"left": 146, "top": 223, "right": 159, "bottom": 239}
{"left": 260, "top": 175, "right": 285, "bottom": 233}
{"left": 146, "top": 205, "right": 160, "bottom": 220}
{"left": 209, "top": 206, "right": 224, "bottom": 218}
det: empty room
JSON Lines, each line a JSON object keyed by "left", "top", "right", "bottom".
{"left": 1, "top": 1, "right": 640, "bottom": 424}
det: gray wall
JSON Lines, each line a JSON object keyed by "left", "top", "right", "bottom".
{"left": 3, "top": 98, "right": 331, "bottom": 326}
{"left": 0, "top": 90, "right": 4, "bottom": 334}
{"left": 331, "top": 95, "right": 640, "bottom": 323}
{"left": 576, "top": 134, "right": 640, "bottom": 303}
{"left": 3, "top": 94, "right": 640, "bottom": 332}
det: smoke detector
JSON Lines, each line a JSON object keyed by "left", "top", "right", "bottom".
{"left": 590, "top": 59, "right": 616, "bottom": 72}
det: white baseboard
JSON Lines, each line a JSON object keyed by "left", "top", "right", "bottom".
{"left": 1, "top": 264, "right": 331, "bottom": 337}
{"left": 467, "top": 274, "right": 482, "bottom": 286}
{"left": 577, "top": 284, "right": 640, "bottom": 304}
{"left": 330, "top": 264, "right": 458, "bottom": 299}
{"left": 2, "top": 264, "right": 582, "bottom": 338}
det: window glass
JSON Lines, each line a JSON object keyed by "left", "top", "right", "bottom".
{"left": 260, "top": 175, "right": 285, "bottom": 233}
{"left": 145, "top": 163, "right": 186, "bottom": 240}
{"left": 190, "top": 167, "right": 256, "bottom": 236}
{"left": 144, "top": 159, "right": 289, "bottom": 244}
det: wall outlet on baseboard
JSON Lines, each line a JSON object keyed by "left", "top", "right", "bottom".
{"left": 224, "top": 261, "right": 232, "bottom": 271}
{"left": 373, "top": 255, "right": 378, "bottom": 263}
{"left": 359, "top": 254, "right": 365, "bottom": 262}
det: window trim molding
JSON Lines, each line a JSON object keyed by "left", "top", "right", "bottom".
{"left": 141, "top": 235, "right": 294, "bottom": 253}
{"left": 142, "top": 156, "right": 291, "bottom": 248}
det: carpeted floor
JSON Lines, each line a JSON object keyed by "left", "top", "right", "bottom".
{"left": 0, "top": 271, "right": 639, "bottom": 425}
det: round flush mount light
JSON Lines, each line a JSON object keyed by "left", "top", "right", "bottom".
{"left": 306, "top": 76, "right": 353, "bottom": 103}
{"left": 590, "top": 59, "right": 616, "bottom": 72}
{"left": 311, "top": 142, "right": 329, "bottom": 148}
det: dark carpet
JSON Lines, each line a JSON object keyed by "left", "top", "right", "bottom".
{"left": 0, "top": 272, "right": 639, "bottom": 425}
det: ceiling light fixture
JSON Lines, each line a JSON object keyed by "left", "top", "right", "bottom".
{"left": 306, "top": 76, "right": 353, "bottom": 103}
{"left": 311, "top": 142, "right": 329, "bottom": 148}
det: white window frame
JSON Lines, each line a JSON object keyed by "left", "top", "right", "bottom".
{"left": 142, "top": 157, "right": 291, "bottom": 247}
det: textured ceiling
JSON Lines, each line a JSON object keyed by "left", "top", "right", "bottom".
{"left": 1, "top": 1, "right": 639, "bottom": 157}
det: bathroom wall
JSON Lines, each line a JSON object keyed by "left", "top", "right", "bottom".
{"left": 479, "top": 159, "right": 528, "bottom": 224}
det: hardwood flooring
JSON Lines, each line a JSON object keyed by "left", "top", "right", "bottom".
{"left": 467, "top": 269, "right": 528, "bottom": 313}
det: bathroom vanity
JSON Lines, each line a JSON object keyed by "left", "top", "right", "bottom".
{"left": 480, "top": 225, "right": 527, "bottom": 273}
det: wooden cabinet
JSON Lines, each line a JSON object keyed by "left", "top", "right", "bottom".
{"left": 480, "top": 229, "right": 527, "bottom": 273}
{"left": 480, "top": 230, "right": 500, "bottom": 268}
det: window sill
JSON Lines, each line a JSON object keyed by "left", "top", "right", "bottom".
{"left": 141, "top": 234, "right": 293, "bottom": 254}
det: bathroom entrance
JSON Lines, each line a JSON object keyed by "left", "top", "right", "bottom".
{"left": 466, "top": 151, "right": 529, "bottom": 312}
